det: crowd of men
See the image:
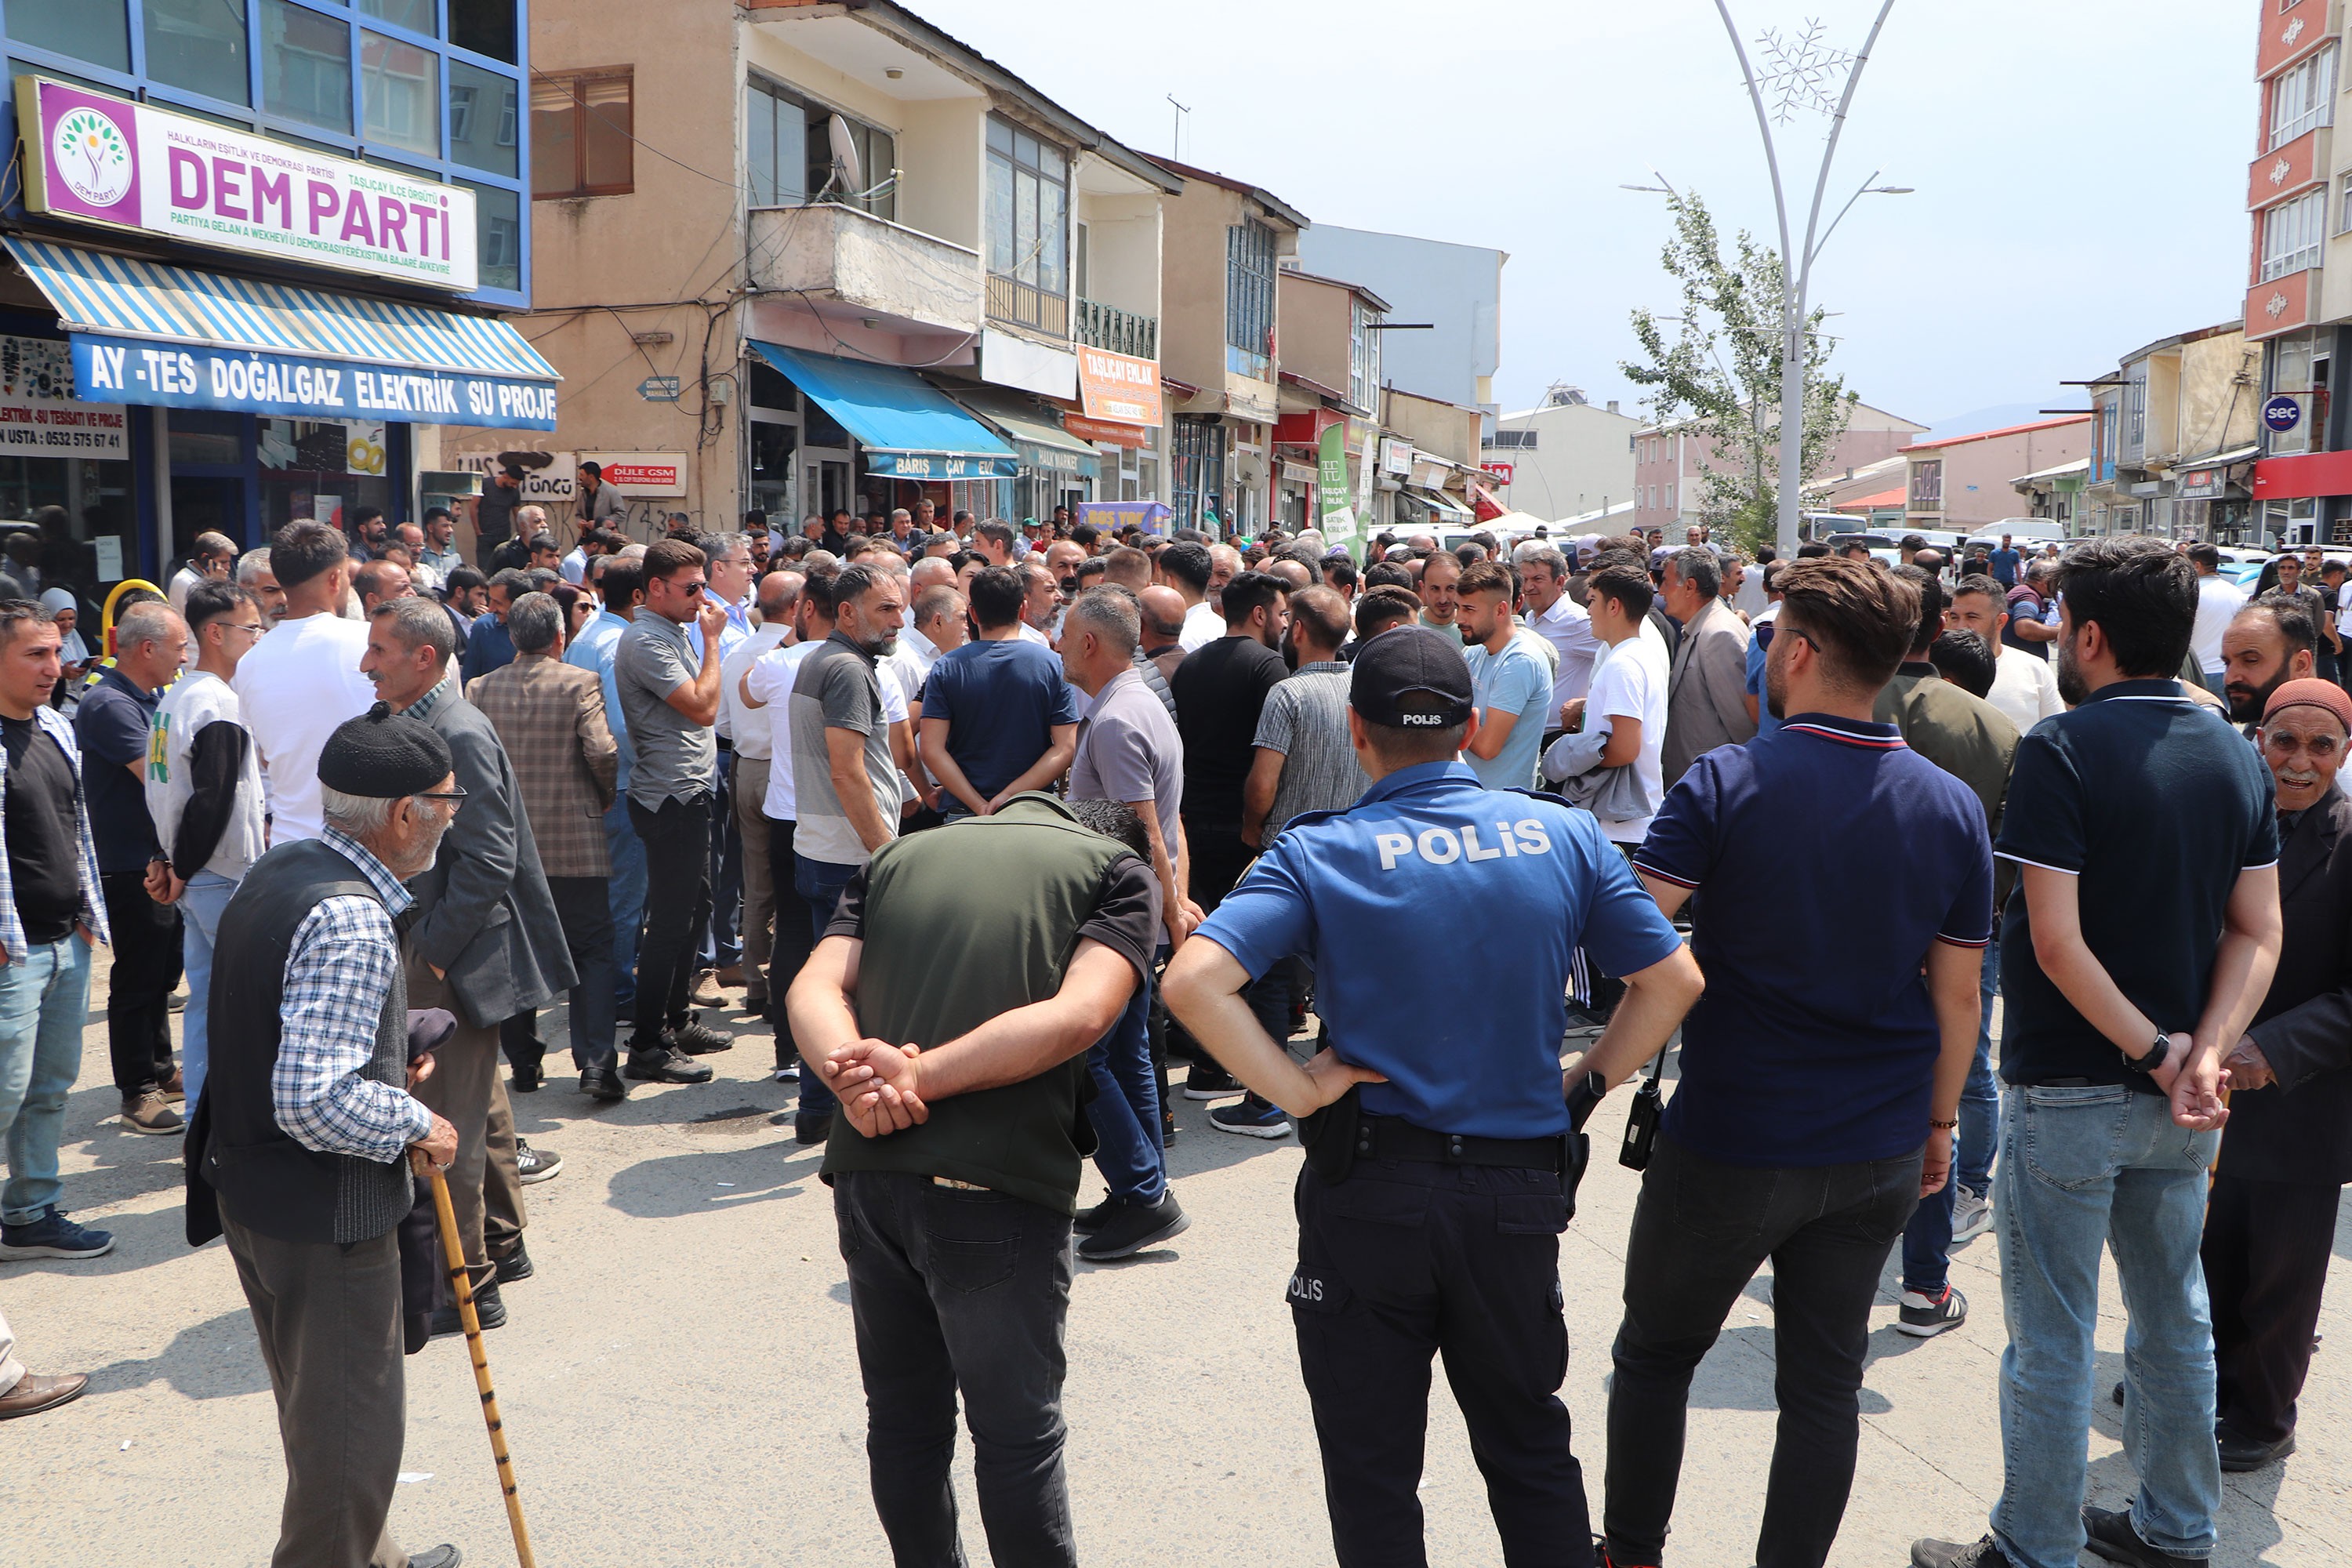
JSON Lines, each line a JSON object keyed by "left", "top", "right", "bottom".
{"left": 0, "top": 492, "right": 2343, "bottom": 1568}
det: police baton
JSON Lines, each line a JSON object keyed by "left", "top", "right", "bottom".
{"left": 412, "top": 1148, "right": 540, "bottom": 1568}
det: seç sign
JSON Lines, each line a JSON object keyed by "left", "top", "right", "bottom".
{"left": 20, "top": 76, "right": 478, "bottom": 292}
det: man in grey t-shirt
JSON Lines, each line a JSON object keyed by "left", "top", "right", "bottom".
{"left": 1060, "top": 586, "right": 1192, "bottom": 1259}
{"left": 786, "top": 564, "right": 906, "bottom": 1142}
{"left": 1243, "top": 586, "right": 1370, "bottom": 847}
{"left": 612, "top": 539, "right": 731, "bottom": 1081}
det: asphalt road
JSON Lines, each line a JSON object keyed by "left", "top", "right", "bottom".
{"left": 4, "top": 968, "right": 2347, "bottom": 1567}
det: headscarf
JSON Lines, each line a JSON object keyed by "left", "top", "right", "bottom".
{"left": 39, "top": 589, "right": 87, "bottom": 662}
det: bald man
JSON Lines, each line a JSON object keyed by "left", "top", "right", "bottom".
{"left": 909, "top": 556, "right": 958, "bottom": 593}
{"left": 1139, "top": 584, "right": 1189, "bottom": 690}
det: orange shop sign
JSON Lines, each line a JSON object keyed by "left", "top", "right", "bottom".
{"left": 1076, "top": 347, "right": 1163, "bottom": 427}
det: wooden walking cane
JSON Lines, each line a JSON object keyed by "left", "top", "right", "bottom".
{"left": 414, "top": 1149, "right": 539, "bottom": 1568}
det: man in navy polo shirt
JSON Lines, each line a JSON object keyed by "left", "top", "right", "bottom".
{"left": 1164, "top": 626, "right": 1700, "bottom": 1568}
{"left": 1913, "top": 538, "right": 2281, "bottom": 1568}
{"left": 1588, "top": 557, "right": 1991, "bottom": 1568}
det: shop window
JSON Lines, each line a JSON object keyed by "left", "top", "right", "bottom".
{"left": 167, "top": 409, "right": 245, "bottom": 466}
{"left": 360, "top": 0, "right": 435, "bottom": 35}
{"left": 447, "top": 59, "right": 518, "bottom": 176}
{"left": 457, "top": 179, "right": 521, "bottom": 293}
{"left": 259, "top": 417, "right": 392, "bottom": 533}
{"left": 532, "top": 68, "right": 632, "bottom": 198}
{"left": 142, "top": 0, "right": 250, "bottom": 106}
{"left": 448, "top": 0, "right": 515, "bottom": 64}
{"left": 262, "top": 0, "right": 352, "bottom": 135}
{"left": 986, "top": 114, "right": 1067, "bottom": 336}
{"left": 361, "top": 31, "right": 439, "bottom": 158}
{"left": 11, "top": 0, "right": 130, "bottom": 72}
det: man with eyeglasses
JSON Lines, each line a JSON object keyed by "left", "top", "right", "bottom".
{"left": 615, "top": 538, "right": 734, "bottom": 1087}
{"left": 361, "top": 597, "right": 577, "bottom": 1335}
{"left": 145, "top": 583, "right": 270, "bottom": 1114}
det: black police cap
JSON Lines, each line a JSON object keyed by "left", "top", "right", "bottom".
{"left": 1350, "top": 625, "right": 1474, "bottom": 729}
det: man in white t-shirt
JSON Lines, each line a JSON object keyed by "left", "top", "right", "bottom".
{"left": 2189, "top": 543, "right": 2247, "bottom": 686}
{"left": 1947, "top": 573, "right": 2065, "bottom": 735}
{"left": 232, "top": 522, "right": 376, "bottom": 844}
{"left": 1544, "top": 559, "right": 1669, "bottom": 848}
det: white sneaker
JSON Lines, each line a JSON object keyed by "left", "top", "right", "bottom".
{"left": 1951, "top": 1185, "right": 1992, "bottom": 1243}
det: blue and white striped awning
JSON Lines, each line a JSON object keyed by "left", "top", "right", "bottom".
{"left": 3, "top": 236, "right": 558, "bottom": 429}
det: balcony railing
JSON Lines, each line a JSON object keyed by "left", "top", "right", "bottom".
{"left": 750, "top": 204, "right": 981, "bottom": 336}
{"left": 1075, "top": 298, "right": 1157, "bottom": 359}
{"left": 985, "top": 274, "right": 1069, "bottom": 338}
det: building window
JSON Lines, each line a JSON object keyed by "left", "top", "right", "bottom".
{"left": 361, "top": 30, "right": 437, "bottom": 157}
{"left": 1665, "top": 482, "right": 1675, "bottom": 512}
{"left": 1487, "top": 429, "right": 1537, "bottom": 450}
{"left": 2271, "top": 45, "right": 2336, "bottom": 149}
{"left": 263, "top": 0, "right": 353, "bottom": 134}
{"left": 445, "top": 60, "right": 518, "bottom": 176}
{"left": 1910, "top": 459, "right": 1943, "bottom": 513}
{"left": 2123, "top": 366, "right": 2147, "bottom": 459}
{"left": 448, "top": 0, "right": 517, "bottom": 64}
{"left": 532, "top": 68, "right": 632, "bottom": 198}
{"left": 144, "top": 0, "right": 251, "bottom": 106}
{"left": 986, "top": 114, "right": 1069, "bottom": 336}
{"left": 2263, "top": 187, "right": 2327, "bottom": 281}
{"left": 1226, "top": 220, "right": 1276, "bottom": 378}
{"left": 13, "top": 0, "right": 132, "bottom": 72}
{"left": 746, "top": 76, "right": 809, "bottom": 208}
{"left": 360, "top": 0, "right": 434, "bottom": 33}
{"left": 1348, "top": 299, "right": 1381, "bottom": 413}
{"left": 744, "top": 78, "right": 895, "bottom": 220}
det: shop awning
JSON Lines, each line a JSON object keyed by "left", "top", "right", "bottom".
{"left": 3, "top": 237, "right": 557, "bottom": 429}
{"left": 750, "top": 342, "right": 1015, "bottom": 479}
{"left": 938, "top": 384, "right": 1098, "bottom": 479}
{"left": 1405, "top": 485, "right": 1472, "bottom": 522}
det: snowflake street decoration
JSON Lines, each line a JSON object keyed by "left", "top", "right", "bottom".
{"left": 1754, "top": 19, "right": 1855, "bottom": 123}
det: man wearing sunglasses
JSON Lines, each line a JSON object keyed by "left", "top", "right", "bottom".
{"left": 362, "top": 597, "right": 577, "bottom": 1334}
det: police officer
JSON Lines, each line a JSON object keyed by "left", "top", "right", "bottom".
{"left": 1163, "top": 626, "right": 1704, "bottom": 1568}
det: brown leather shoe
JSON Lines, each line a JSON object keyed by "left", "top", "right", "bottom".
{"left": 714, "top": 963, "right": 746, "bottom": 987}
{"left": 690, "top": 970, "right": 724, "bottom": 1006}
{"left": 0, "top": 1370, "right": 89, "bottom": 1421}
{"left": 121, "top": 1091, "right": 184, "bottom": 1136}
{"left": 159, "top": 1069, "right": 185, "bottom": 1103}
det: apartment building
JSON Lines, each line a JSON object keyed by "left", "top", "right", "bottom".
{"left": 2078, "top": 321, "right": 2261, "bottom": 541}
{"left": 1902, "top": 416, "right": 2090, "bottom": 534}
{"left": 1631, "top": 401, "right": 1925, "bottom": 535}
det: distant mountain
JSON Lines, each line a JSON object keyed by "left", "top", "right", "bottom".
{"left": 1913, "top": 400, "right": 2079, "bottom": 445}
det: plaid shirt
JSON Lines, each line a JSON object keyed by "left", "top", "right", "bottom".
{"left": 404, "top": 676, "right": 452, "bottom": 727}
{"left": 272, "top": 826, "right": 430, "bottom": 1162}
{"left": 0, "top": 703, "right": 110, "bottom": 963}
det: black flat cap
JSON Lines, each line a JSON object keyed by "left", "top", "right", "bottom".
{"left": 318, "top": 702, "right": 452, "bottom": 798}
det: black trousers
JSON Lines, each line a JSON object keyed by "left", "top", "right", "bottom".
{"left": 1604, "top": 1132, "right": 1919, "bottom": 1568}
{"left": 626, "top": 793, "right": 712, "bottom": 1046}
{"left": 1180, "top": 822, "right": 1289, "bottom": 1046}
{"left": 2203, "top": 1173, "right": 2343, "bottom": 1444}
{"left": 763, "top": 815, "right": 815, "bottom": 1057}
{"left": 500, "top": 874, "right": 617, "bottom": 1076}
{"left": 99, "top": 869, "right": 180, "bottom": 1097}
{"left": 1290, "top": 1160, "right": 1582, "bottom": 1568}
{"left": 835, "top": 1170, "right": 1076, "bottom": 1568}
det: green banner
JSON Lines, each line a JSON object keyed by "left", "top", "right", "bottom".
{"left": 1317, "top": 422, "right": 1358, "bottom": 552}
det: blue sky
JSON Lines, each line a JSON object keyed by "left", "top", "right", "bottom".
{"left": 916, "top": 0, "right": 2252, "bottom": 433}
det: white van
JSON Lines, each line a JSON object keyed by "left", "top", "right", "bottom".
{"left": 1965, "top": 518, "right": 2067, "bottom": 549}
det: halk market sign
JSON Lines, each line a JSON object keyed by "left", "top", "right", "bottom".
{"left": 20, "top": 77, "right": 478, "bottom": 293}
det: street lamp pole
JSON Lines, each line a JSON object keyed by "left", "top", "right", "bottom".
{"left": 1711, "top": 0, "right": 1900, "bottom": 558}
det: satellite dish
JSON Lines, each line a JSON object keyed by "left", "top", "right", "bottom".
{"left": 827, "top": 114, "right": 863, "bottom": 195}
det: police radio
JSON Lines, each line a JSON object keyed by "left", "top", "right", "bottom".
{"left": 1621, "top": 1049, "right": 1666, "bottom": 1171}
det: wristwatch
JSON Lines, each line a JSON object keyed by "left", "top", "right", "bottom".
{"left": 2122, "top": 1030, "right": 2172, "bottom": 1076}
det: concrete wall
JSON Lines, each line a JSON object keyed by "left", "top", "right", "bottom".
{"left": 1276, "top": 272, "right": 1353, "bottom": 401}
{"left": 1385, "top": 389, "right": 1481, "bottom": 469}
{"left": 1492, "top": 401, "right": 1641, "bottom": 523}
{"left": 2169, "top": 331, "right": 2261, "bottom": 463}
{"left": 1907, "top": 421, "right": 2092, "bottom": 529}
{"left": 896, "top": 96, "right": 984, "bottom": 254}
{"left": 1079, "top": 189, "right": 1160, "bottom": 321}
{"left": 1160, "top": 178, "right": 1247, "bottom": 397}
{"left": 1294, "top": 224, "right": 1502, "bottom": 413}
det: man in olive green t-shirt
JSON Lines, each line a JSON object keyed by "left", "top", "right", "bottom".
{"left": 786, "top": 793, "right": 1158, "bottom": 1566}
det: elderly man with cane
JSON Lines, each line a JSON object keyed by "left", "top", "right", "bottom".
{"left": 184, "top": 704, "right": 465, "bottom": 1568}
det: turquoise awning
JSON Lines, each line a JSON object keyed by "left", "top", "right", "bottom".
{"left": 749, "top": 341, "right": 1015, "bottom": 480}
{"left": 4, "top": 237, "right": 557, "bottom": 428}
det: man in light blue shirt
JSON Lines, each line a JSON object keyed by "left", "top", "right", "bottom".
{"left": 1457, "top": 561, "right": 1552, "bottom": 789}
{"left": 567, "top": 556, "right": 648, "bottom": 1015}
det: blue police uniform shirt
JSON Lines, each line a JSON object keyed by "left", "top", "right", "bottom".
{"left": 1196, "top": 759, "right": 1682, "bottom": 1140}
{"left": 1632, "top": 713, "right": 1995, "bottom": 1167}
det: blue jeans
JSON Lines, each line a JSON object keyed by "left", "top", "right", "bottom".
{"left": 0, "top": 935, "right": 93, "bottom": 1226}
{"left": 795, "top": 855, "right": 863, "bottom": 1123}
{"left": 1084, "top": 964, "right": 1166, "bottom": 1206}
{"left": 604, "top": 794, "right": 648, "bottom": 1015}
{"left": 1898, "top": 942, "right": 2003, "bottom": 1294}
{"left": 176, "top": 870, "right": 240, "bottom": 1112}
{"left": 1991, "top": 1086, "right": 2222, "bottom": 1568}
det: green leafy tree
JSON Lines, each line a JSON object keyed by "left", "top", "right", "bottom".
{"left": 1622, "top": 192, "right": 1858, "bottom": 556}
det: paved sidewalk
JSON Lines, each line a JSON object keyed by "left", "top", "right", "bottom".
{"left": 3, "top": 972, "right": 2347, "bottom": 1566}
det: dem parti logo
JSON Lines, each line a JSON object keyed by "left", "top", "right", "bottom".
{"left": 53, "top": 105, "right": 134, "bottom": 209}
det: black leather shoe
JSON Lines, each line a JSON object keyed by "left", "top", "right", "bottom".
{"left": 427, "top": 1281, "right": 506, "bottom": 1339}
{"left": 580, "top": 1068, "right": 627, "bottom": 1102}
{"left": 510, "top": 1062, "right": 543, "bottom": 1092}
{"left": 2216, "top": 1422, "right": 2296, "bottom": 1471}
{"left": 670, "top": 1020, "right": 734, "bottom": 1055}
{"left": 794, "top": 1112, "right": 833, "bottom": 1145}
{"left": 408, "top": 1546, "right": 463, "bottom": 1568}
{"left": 2081, "top": 1505, "right": 2201, "bottom": 1568}
{"left": 1910, "top": 1537, "right": 2013, "bottom": 1568}
{"left": 492, "top": 1243, "right": 534, "bottom": 1286}
{"left": 625, "top": 1048, "right": 713, "bottom": 1085}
